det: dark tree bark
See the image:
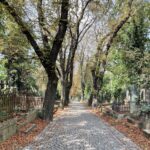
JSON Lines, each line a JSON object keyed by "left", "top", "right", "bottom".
{"left": 59, "top": 33, "right": 80, "bottom": 108}
{"left": 63, "top": 37, "right": 77, "bottom": 106}
{"left": 43, "top": 72, "right": 58, "bottom": 120}
{"left": 42, "top": 0, "right": 69, "bottom": 120}
{"left": 88, "top": 92, "right": 93, "bottom": 106}
{"left": 1, "top": 0, "right": 69, "bottom": 121}
{"left": 79, "top": 49, "right": 86, "bottom": 100}
{"left": 64, "top": 85, "right": 71, "bottom": 106}
{"left": 81, "top": 81, "right": 85, "bottom": 100}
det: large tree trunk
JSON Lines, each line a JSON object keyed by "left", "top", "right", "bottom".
{"left": 64, "top": 59, "right": 74, "bottom": 106}
{"left": 88, "top": 92, "right": 93, "bottom": 106}
{"left": 91, "top": 4, "right": 133, "bottom": 101}
{"left": 60, "top": 82, "right": 65, "bottom": 109}
{"left": 60, "top": 79, "right": 66, "bottom": 109}
{"left": 89, "top": 68, "right": 104, "bottom": 106}
{"left": 64, "top": 85, "right": 71, "bottom": 106}
{"left": 91, "top": 69, "right": 99, "bottom": 98}
{"left": 1, "top": 0, "right": 69, "bottom": 121}
{"left": 43, "top": 72, "right": 58, "bottom": 121}
{"left": 81, "top": 81, "right": 85, "bottom": 100}
{"left": 61, "top": 79, "right": 71, "bottom": 107}
{"left": 80, "top": 61, "right": 85, "bottom": 100}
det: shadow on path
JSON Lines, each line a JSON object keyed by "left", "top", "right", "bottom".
{"left": 24, "top": 101, "right": 141, "bottom": 150}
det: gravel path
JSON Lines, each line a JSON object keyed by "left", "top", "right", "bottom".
{"left": 24, "top": 101, "right": 141, "bottom": 150}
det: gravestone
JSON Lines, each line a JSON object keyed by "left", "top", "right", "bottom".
{"left": 129, "top": 85, "right": 138, "bottom": 114}
{"left": 145, "top": 117, "right": 150, "bottom": 130}
{"left": 142, "top": 114, "right": 150, "bottom": 138}
{"left": 140, "top": 89, "right": 150, "bottom": 103}
{"left": 124, "top": 90, "right": 130, "bottom": 106}
{"left": 0, "top": 119, "right": 17, "bottom": 141}
{"left": 140, "top": 89, "right": 145, "bottom": 101}
{"left": 145, "top": 89, "right": 150, "bottom": 103}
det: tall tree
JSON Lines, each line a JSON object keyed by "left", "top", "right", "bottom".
{"left": 88, "top": 0, "right": 134, "bottom": 105}
{"left": 0, "top": 0, "right": 69, "bottom": 120}
{"left": 117, "top": 2, "right": 150, "bottom": 106}
{"left": 99, "top": 2, "right": 150, "bottom": 110}
{"left": 79, "top": 48, "right": 86, "bottom": 100}
{"left": 58, "top": 0, "right": 94, "bottom": 107}
{"left": 122, "top": 5, "right": 150, "bottom": 88}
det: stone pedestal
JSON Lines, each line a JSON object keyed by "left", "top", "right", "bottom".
{"left": 144, "top": 114, "right": 150, "bottom": 130}
{"left": 0, "top": 119, "right": 17, "bottom": 141}
{"left": 142, "top": 114, "right": 150, "bottom": 138}
{"left": 130, "top": 101, "right": 138, "bottom": 114}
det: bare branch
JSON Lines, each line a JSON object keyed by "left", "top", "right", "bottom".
{"left": 78, "top": 17, "right": 96, "bottom": 43}
{"left": 76, "top": 0, "right": 93, "bottom": 36}
{"left": 37, "top": 0, "right": 49, "bottom": 49}
{"left": 49, "top": 0, "right": 69, "bottom": 64}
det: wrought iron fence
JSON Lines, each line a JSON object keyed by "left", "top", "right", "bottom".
{"left": 0, "top": 93, "right": 44, "bottom": 121}
{"left": 112, "top": 101, "right": 150, "bottom": 113}
{"left": 112, "top": 102, "right": 130, "bottom": 113}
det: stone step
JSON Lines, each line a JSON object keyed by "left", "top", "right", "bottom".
{"left": 127, "top": 116, "right": 136, "bottom": 124}
{"left": 143, "top": 129, "right": 150, "bottom": 138}
{"left": 23, "top": 124, "right": 36, "bottom": 134}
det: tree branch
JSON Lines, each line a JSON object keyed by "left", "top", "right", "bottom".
{"left": 49, "top": 0, "right": 69, "bottom": 64}
{"left": 0, "top": 0, "right": 44, "bottom": 63}
{"left": 37, "top": 0, "right": 49, "bottom": 49}
{"left": 78, "top": 17, "right": 96, "bottom": 43}
{"left": 103, "top": 2, "right": 133, "bottom": 53}
{"left": 76, "top": 0, "right": 93, "bottom": 37}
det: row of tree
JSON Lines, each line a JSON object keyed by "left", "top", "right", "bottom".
{"left": 0, "top": 0, "right": 149, "bottom": 120}
{"left": 78, "top": 0, "right": 150, "bottom": 105}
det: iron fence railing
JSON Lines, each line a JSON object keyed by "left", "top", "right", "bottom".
{"left": 112, "top": 103, "right": 130, "bottom": 112}
{"left": 112, "top": 101, "right": 150, "bottom": 113}
{"left": 0, "top": 93, "right": 44, "bottom": 121}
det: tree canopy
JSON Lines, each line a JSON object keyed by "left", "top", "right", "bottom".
{"left": 0, "top": 0, "right": 149, "bottom": 120}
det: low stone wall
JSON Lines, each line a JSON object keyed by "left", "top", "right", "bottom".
{"left": 142, "top": 118, "right": 150, "bottom": 138}
{"left": 0, "top": 119, "right": 17, "bottom": 141}
{"left": 0, "top": 110, "right": 38, "bottom": 142}
{"left": 141, "top": 118, "right": 150, "bottom": 130}
{"left": 26, "top": 110, "right": 38, "bottom": 123}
